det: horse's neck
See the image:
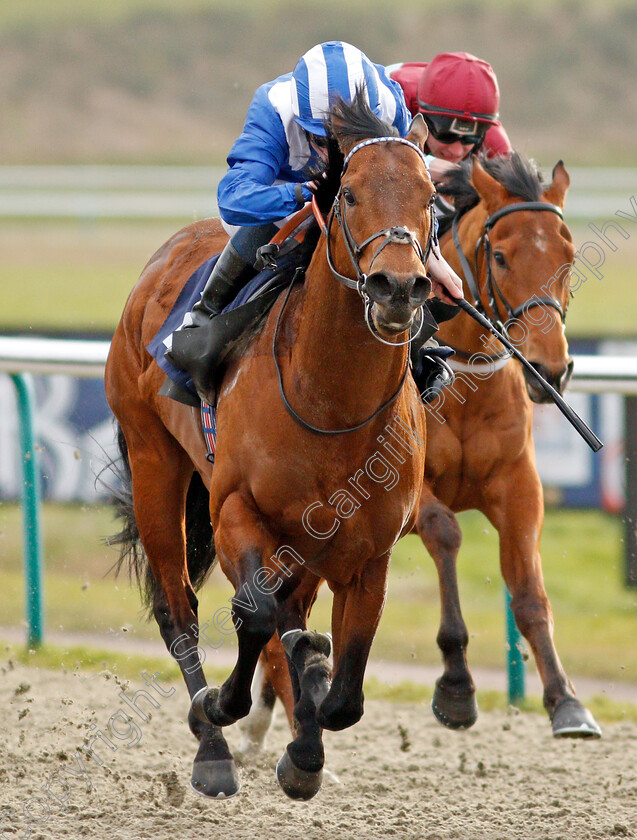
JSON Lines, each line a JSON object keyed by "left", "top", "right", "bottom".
{"left": 288, "top": 243, "right": 408, "bottom": 424}
{"left": 439, "top": 206, "right": 504, "bottom": 358}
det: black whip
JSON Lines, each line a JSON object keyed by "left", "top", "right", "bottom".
{"left": 454, "top": 297, "right": 603, "bottom": 452}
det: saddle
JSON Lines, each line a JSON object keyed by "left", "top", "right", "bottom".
{"left": 147, "top": 206, "right": 458, "bottom": 409}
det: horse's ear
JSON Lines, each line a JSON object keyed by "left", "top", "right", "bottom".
{"left": 470, "top": 158, "right": 509, "bottom": 213}
{"left": 406, "top": 113, "right": 428, "bottom": 150}
{"left": 543, "top": 160, "right": 570, "bottom": 208}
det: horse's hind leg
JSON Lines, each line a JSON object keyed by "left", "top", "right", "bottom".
{"left": 121, "top": 421, "right": 240, "bottom": 798}
{"left": 483, "top": 461, "right": 601, "bottom": 738}
{"left": 237, "top": 657, "right": 282, "bottom": 756}
{"left": 416, "top": 488, "right": 477, "bottom": 729}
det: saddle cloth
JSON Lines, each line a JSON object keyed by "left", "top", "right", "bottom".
{"left": 146, "top": 238, "right": 312, "bottom": 400}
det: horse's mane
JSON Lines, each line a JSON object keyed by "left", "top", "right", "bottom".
{"left": 438, "top": 151, "right": 545, "bottom": 223}
{"left": 329, "top": 87, "right": 399, "bottom": 146}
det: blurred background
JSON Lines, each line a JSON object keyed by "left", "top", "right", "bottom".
{"left": 1, "top": 0, "right": 637, "bottom": 709}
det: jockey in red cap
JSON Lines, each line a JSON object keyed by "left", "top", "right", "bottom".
{"left": 388, "top": 52, "right": 512, "bottom": 168}
{"left": 387, "top": 53, "right": 513, "bottom": 396}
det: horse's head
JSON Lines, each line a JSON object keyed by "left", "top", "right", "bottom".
{"left": 469, "top": 157, "right": 575, "bottom": 401}
{"left": 326, "top": 93, "right": 436, "bottom": 339}
{"left": 459, "top": 155, "right": 575, "bottom": 402}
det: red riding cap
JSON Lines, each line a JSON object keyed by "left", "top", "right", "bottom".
{"left": 417, "top": 52, "right": 500, "bottom": 124}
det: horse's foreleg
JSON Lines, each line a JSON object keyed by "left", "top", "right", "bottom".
{"left": 266, "top": 575, "right": 330, "bottom": 801}
{"left": 239, "top": 573, "right": 321, "bottom": 758}
{"left": 416, "top": 488, "right": 477, "bottom": 729}
{"left": 483, "top": 462, "right": 601, "bottom": 738}
{"left": 317, "top": 553, "right": 390, "bottom": 732}
{"left": 192, "top": 493, "right": 278, "bottom": 729}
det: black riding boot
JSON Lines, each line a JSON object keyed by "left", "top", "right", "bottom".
{"left": 191, "top": 242, "right": 253, "bottom": 325}
{"left": 166, "top": 240, "right": 255, "bottom": 396}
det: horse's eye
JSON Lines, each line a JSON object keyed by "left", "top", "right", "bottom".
{"left": 493, "top": 251, "right": 507, "bottom": 268}
{"left": 342, "top": 188, "right": 356, "bottom": 206}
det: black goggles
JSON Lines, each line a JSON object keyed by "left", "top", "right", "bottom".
{"left": 423, "top": 114, "right": 488, "bottom": 147}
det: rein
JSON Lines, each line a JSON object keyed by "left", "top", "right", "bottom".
{"left": 448, "top": 200, "right": 565, "bottom": 362}
{"left": 272, "top": 136, "right": 430, "bottom": 436}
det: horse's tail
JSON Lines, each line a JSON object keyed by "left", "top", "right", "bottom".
{"left": 108, "top": 422, "right": 217, "bottom": 616}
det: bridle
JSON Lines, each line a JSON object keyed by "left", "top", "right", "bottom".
{"left": 273, "top": 135, "right": 435, "bottom": 435}
{"left": 450, "top": 200, "right": 566, "bottom": 361}
{"left": 320, "top": 136, "right": 437, "bottom": 347}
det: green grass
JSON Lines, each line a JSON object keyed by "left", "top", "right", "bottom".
{"left": 561, "top": 221, "right": 637, "bottom": 338}
{"left": 2, "top": 218, "right": 636, "bottom": 336}
{"left": 0, "top": 265, "right": 136, "bottom": 333}
{"left": 1, "top": 504, "right": 635, "bottom": 684}
{"left": 0, "top": 220, "right": 174, "bottom": 333}
{"left": 0, "top": 640, "right": 227, "bottom": 686}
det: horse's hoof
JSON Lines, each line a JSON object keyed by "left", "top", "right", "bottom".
{"left": 191, "top": 759, "right": 241, "bottom": 799}
{"left": 276, "top": 751, "right": 323, "bottom": 801}
{"left": 551, "top": 698, "right": 602, "bottom": 739}
{"left": 431, "top": 680, "right": 478, "bottom": 730}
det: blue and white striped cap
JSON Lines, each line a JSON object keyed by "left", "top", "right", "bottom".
{"left": 291, "top": 41, "right": 386, "bottom": 136}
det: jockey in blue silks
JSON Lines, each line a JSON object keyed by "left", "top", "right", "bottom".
{"left": 167, "top": 41, "right": 462, "bottom": 398}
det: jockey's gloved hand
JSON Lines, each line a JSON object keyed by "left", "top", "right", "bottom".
{"left": 412, "top": 340, "right": 456, "bottom": 404}
{"left": 304, "top": 170, "right": 329, "bottom": 194}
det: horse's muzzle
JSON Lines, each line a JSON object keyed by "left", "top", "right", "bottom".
{"left": 524, "top": 358, "right": 574, "bottom": 403}
{"left": 365, "top": 271, "right": 432, "bottom": 333}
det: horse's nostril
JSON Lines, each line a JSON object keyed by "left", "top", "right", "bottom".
{"left": 530, "top": 362, "right": 549, "bottom": 380}
{"left": 365, "top": 272, "right": 393, "bottom": 303}
{"left": 558, "top": 358, "right": 574, "bottom": 392}
{"left": 410, "top": 274, "right": 432, "bottom": 305}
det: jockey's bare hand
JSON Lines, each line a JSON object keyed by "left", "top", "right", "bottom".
{"left": 427, "top": 243, "right": 464, "bottom": 303}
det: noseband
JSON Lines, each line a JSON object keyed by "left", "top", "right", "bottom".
{"left": 320, "top": 136, "right": 437, "bottom": 347}
{"left": 451, "top": 201, "right": 566, "bottom": 353}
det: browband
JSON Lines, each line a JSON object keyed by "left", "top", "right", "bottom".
{"left": 342, "top": 136, "right": 429, "bottom": 172}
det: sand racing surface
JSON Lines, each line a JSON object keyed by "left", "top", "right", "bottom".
{"left": 1, "top": 662, "right": 636, "bottom": 840}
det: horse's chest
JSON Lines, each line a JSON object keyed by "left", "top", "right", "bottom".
{"left": 254, "top": 456, "right": 422, "bottom": 574}
{"left": 425, "top": 401, "right": 528, "bottom": 506}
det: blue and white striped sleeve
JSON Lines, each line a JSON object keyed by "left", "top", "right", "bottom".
{"left": 217, "top": 85, "right": 306, "bottom": 226}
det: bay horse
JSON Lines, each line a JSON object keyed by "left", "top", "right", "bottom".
{"left": 106, "top": 94, "right": 437, "bottom": 801}
{"left": 240, "top": 152, "right": 601, "bottom": 753}
{"left": 417, "top": 154, "right": 600, "bottom": 737}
